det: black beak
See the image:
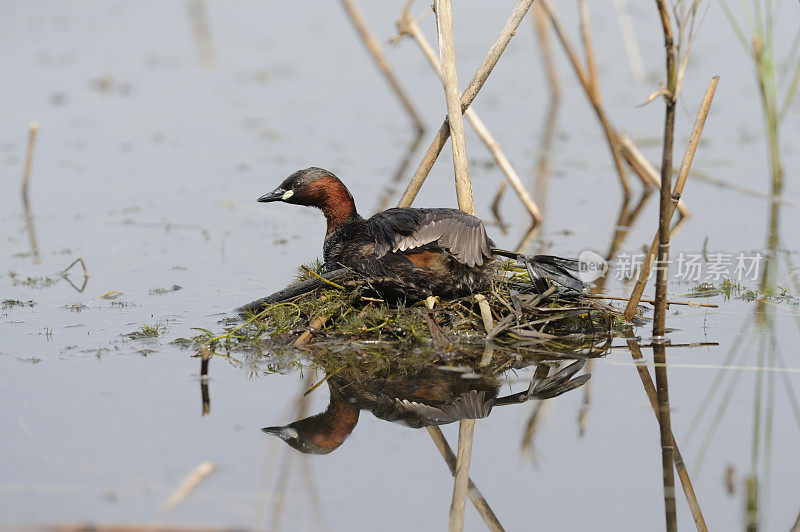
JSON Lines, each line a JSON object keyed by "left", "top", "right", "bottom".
{"left": 257, "top": 187, "right": 287, "bottom": 203}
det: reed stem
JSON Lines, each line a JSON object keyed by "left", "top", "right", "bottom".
{"left": 159, "top": 461, "right": 216, "bottom": 515}
{"left": 200, "top": 344, "right": 211, "bottom": 416}
{"left": 627, "top": 339, "right": 707, "bottom": 531}
{"left": 427, "top": 426, "right": 504, "bottom": 532}
{"left": 653, "top": 2, "right": 676, "bottom": 334}
{"left": 21, "top": 121, "right": 38, "bottom": 204}
{"left": 397, "top": 10, "right": 542, "bottom": 221}
{"left": 397, "top": 0, "right": 536, "bottom": 208}
{"left": 434, "top": 0, "right": 473, "bottom": 214}
{"left": 623, "top": 76, "right": 718, "bottom": 321}
{"left": 618, "top": 134, "right": 690, "bottom": 217}
{"left": 293, "top": 314, "right": 331, "bottom": 347}
{"left": 753, "top": 36, "right": 784, "bottom": 193}
{"left": 578, "top": 0, "right": 599, "bottom": 102}
{"left": 532, "top": 5, "right": 560, "bottom": 98}
{"left": 653, "top": 4, "right": 677, "bottom": 530}
{"left": 339, "top": 0, "right": 425, "bottom": 133}
{"left": 449, "top": 418, "right": 475, "bottom": 532}
{"left": 540, "top": 0, "right": 640, "bottom": 195}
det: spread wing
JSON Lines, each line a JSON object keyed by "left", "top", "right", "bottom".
{"left": 372, "top": 390, "right": 494, "bottom": 427}
{"left": 369, "top": 208, "right": 494, "bottom": 267}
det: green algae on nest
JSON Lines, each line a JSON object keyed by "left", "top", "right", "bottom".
{"left": 184, "top": 261, "right": 630, "bottom": 356}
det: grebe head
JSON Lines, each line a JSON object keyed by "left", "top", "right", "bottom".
{"left": 261, "top": 389, "right": 360, "bottom": 455}
{"left": 257, "top": 167, "right": 352, "bottom": 207}
{"left": 258, "top": 167, "right": 359, "bottom": 233}
{"left": 261, "top": 422, "right": 338, "bottom": 455}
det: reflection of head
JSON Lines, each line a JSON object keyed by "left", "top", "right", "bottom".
{"left": 262, "top": 393, "right": 359, "bottom": 455}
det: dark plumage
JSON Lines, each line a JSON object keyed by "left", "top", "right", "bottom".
{"left": 262, "top": 360, "right": 590, "bottom": 455}
{"left": 258, "top": 167, "right": 583, "bottom": 300}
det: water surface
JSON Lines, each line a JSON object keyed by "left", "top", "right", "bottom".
{"left": 2, "top": 1, "right": 799, "bottom": 530}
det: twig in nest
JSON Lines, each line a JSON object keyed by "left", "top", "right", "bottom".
{"left": 584, "top": 294, "right": 717, "bottom": 309}
{"left": 301, "top": 265, "right": 346, "bottom": 290}
{"left": 473, "top": 294, "right": 494, "bottom": 333}
{"left": 292, "top": 313, "right": 332, "bottom": 347}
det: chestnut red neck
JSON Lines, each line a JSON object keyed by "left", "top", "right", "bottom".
{"left": 296, "top": 392, "right": 360, "bottom": 452}
{"left": 298, "top": 175, "right": 360, "bottom": 234}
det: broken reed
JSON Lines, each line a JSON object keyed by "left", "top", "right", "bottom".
{"left": 21, "top": 121, "right": 38, "bottom": 204}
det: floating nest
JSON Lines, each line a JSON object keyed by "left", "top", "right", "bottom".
{"left": 186, "top": 260, "right": 632, "bottom": 358}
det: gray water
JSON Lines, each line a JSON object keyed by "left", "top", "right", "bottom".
{"left": 1, "top": 1, "right": 799, "bottom": 530}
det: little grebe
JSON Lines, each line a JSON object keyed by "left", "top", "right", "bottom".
{"left": 262, "top": 359, "right": 589, "bottom": 454}
{"left": 258, "top": 167, "right": 581, "bottom": 300}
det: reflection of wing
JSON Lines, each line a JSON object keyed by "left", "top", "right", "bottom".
{"left": 369, "top": 208, "right": 494, "bottom": 268}
{"left": 372, "top": 390, "right": 494, "bottom": 427}
{"left": 528, "top": 360, "right": 590, "bottom": 399}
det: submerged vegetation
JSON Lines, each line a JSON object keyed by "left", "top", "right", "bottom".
{"left": 149, "top": 285, "right": 182, "bottom": 296}
{"left": 8, "top": 271, "right": 57, "bottom": 288}
{"left": 681, "top": 278, "right": 795, "bottom": 303}
{"left": 2, "top": 298, "right": 36, "bottom": 310}
{"left": 127, "top": 322, "right": 166, "bottom": 339}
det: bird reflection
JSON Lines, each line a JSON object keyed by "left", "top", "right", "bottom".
{"left": 263, "top": 357, "right": 590, "bottom": 454}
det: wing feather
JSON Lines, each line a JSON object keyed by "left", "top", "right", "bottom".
{"left": 392, "top": 390, "right": 493, "bottom": 425}
{"left": 368, "top": 208, "right": 494, "bottom": 267}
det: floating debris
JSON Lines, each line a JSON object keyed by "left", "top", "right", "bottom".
{"left": 149, "top": 284, "right": 182, "bottom": 296}
{"left": 2, "top": 299, "right": 36, "bottom": 310}
{"left": 100, "top": 291, "right": 123, "bottom": 300}
{"left": 127, "top": 323, "right": 166, "bottom": 339}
